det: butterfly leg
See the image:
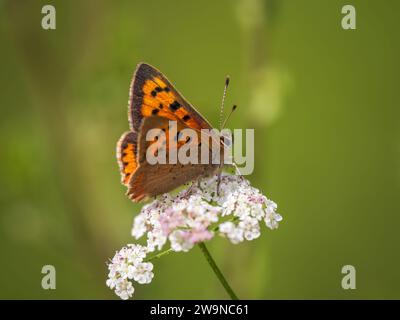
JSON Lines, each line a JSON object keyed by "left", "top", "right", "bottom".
{"left": 216, "top": 166, "right": 223, "bottom": 196}
{"left": 217, "top": 175, "right": 221, "bottom": 196}
{"left": 183, "top": 180, "right": 197, "bottom": 198}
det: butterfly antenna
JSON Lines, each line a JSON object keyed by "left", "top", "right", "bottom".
{"left": 219, "top": 76, "right": 230, "bottom": 130}
{"left": 221, "top": 105, "right": 237, "bottom": 130}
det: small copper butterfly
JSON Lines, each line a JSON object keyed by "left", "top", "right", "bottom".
{"left": 117, "top": 63, "right": 231, "bottom": 202}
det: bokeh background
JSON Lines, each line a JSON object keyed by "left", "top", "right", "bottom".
{"left": 0, "top": 0, "right": 399, "bottom": 299}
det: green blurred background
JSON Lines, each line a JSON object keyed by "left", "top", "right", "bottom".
{"left": 0, "top": 0, "right": 399, "bottom": 299}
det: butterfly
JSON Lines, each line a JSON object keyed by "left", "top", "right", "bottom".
{"left": 117, "top": 63, "right": 230, "bottom": 202}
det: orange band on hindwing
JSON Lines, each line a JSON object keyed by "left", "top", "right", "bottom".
{"left": 117, "top": 131, "right": 138, "bottom": 185}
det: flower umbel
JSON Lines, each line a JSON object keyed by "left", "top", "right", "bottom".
{"left": 107, "top": 174, "right": 282, "bottom": 299}
{"left": 106, "top": 244, "right": 153, "bottom": 300}
{"left": 132, "top": 174, "right": 282, "bottom": 251}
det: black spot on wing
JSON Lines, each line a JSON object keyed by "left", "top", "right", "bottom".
{"left": 169, "top": 101, "right": 181, "bottom": 112}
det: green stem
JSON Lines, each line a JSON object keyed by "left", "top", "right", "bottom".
{"left": 198, "top": 242, "right": 239, "bottom": 300}
{"left": 146, "top": 248, "right": 173, "bottom": 261}
{"left": 145, "top": 219, "right": 239, "bottom": 299}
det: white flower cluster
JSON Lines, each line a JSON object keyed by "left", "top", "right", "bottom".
{"left": 106, "top": 244, "right": 153, "bottom": 300}
{"left": 107, "top": 174, "right": 282, "bottom": 299}
{"left": 132, "top": 174, "right": 282, "bottom": 250}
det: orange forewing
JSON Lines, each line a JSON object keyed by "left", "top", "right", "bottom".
{"left": 128, "top": 63, "right": 212, "bottom": 134}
